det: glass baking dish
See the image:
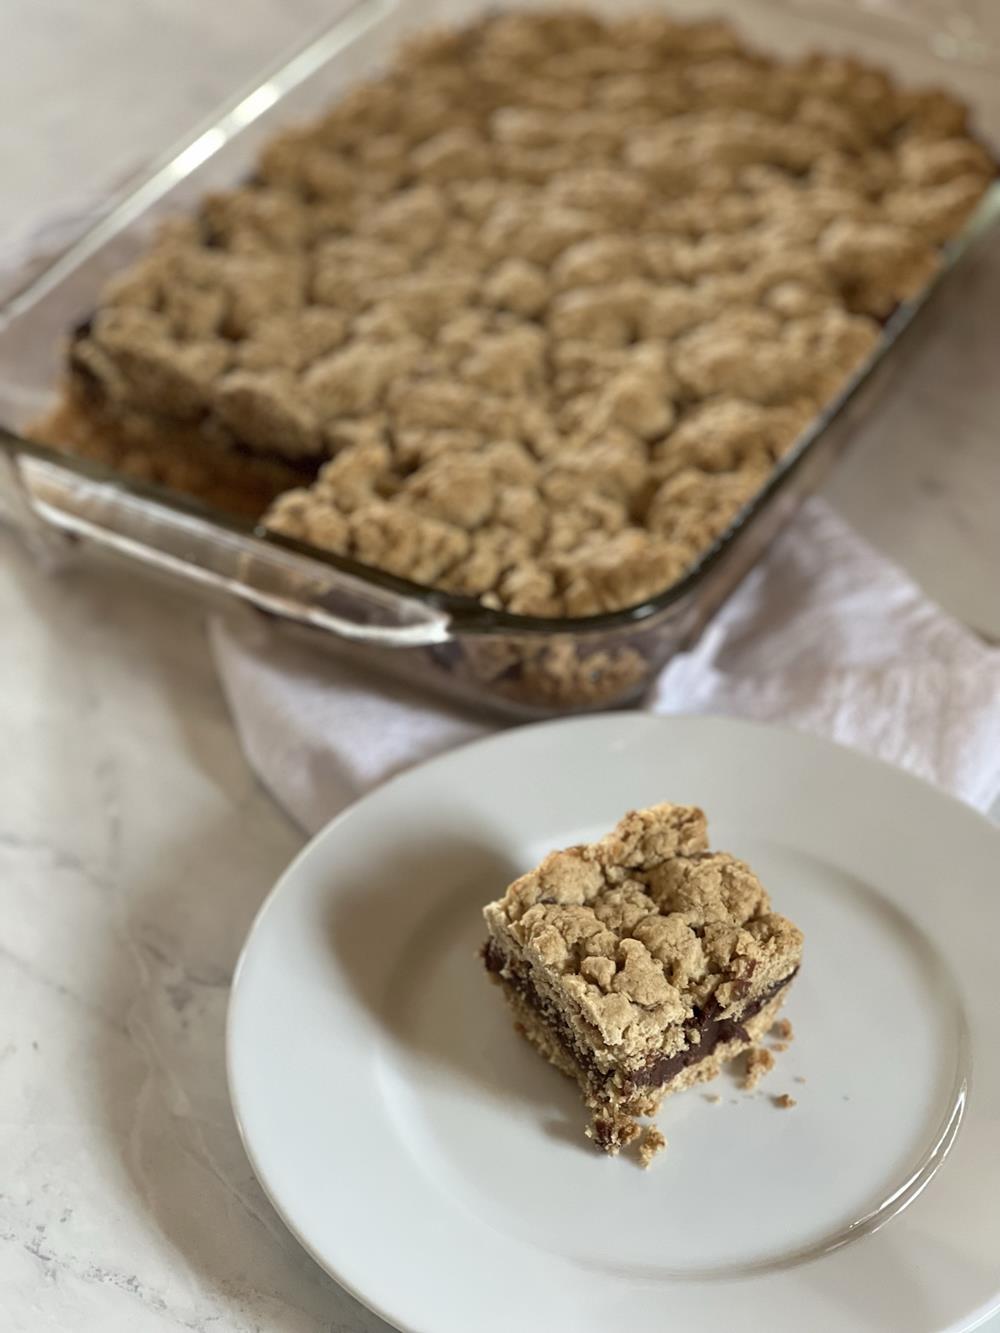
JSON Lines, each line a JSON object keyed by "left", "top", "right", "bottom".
{"left": 1, "top": 0, "right": 998, "bottom": 718}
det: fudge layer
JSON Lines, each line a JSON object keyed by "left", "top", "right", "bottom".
{"left": 34, "top": 10, "right": 995, "bottom": 618}
{"left": 482, "top": 803, "right": 802, "bottom": 1152}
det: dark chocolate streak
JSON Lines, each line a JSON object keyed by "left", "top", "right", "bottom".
{"left": 629, "top": 970, "right": 795, "bottom": 1087}
{"left": 224, "top": 435, "right": 321, "bottom": 477}
{"left": 484, "top": 938, "right": 796, "bottom": 1093}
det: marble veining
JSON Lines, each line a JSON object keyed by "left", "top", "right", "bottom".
{"left": 1, "top": 3, "right": 998, "bottom": 1330}
{"left": 0, "top": 534, "right": 392, "bottom": 1331}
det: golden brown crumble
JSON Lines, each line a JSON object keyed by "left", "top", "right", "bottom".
{"left": 584, "top": 1115, "right": 642, "bottom": 1151}
{"left": 772, "top": 1017, "right": 794, "bottom": 1041}
{"left": 773, "top": 1093, "right": 797, "bottom": 1109}
{"left": 43, "top": 11, "right": 994, "bottom": 617}
{"left": 638, "top": 1125, "right": 668, "bottom": 1168}
{"left": 485, "top": 803, "right": 802, "bottom": 1060}
{"left": 743, "top": 1046, "right": 776, "bottom": 1090}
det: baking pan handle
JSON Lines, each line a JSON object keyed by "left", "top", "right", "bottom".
{"left": 0, "top": 445, "right": 453, "bottom": 648}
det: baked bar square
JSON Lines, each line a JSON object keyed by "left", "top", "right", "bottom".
{"left": 482, "top": 803, "right": 801, "bottom": 1153}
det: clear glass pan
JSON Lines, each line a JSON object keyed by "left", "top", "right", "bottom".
{"left": 1, "top": 0, "right": 998, "bottom": 716}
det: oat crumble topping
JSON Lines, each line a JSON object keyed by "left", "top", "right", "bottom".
{"left": 638, "top": 1125, "right": 668, "bottom": 1167}
{"left": 743, "top": 1045, "right": 776, "bottom": 1090}
{"left": 49, "top": 10, "right": 994, "bottom": 616}
{"left": 485, "top": 803, "right": 801, "bottom": 1062}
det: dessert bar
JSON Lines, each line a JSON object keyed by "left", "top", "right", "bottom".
{"left": 482, "top": 803, "right": 802, "bottom": 1152}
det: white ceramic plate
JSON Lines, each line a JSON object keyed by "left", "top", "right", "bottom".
{"left": 227, "top": 715, "right": 1000, "bottom": 1333}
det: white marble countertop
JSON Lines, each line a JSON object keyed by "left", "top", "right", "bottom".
{"left": 1, "top": 4, "right": 998, "bottom": 1330}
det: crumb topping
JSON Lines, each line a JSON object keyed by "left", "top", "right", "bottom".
{"left": 484, "top": 803, "right": 802, "bottom": 1056}
{"left": 638, "top": 1124, "right": 668, "bottom": 1168}
{"left": 66, "top": 11, "right": 993, "bottom": 616}
{"left": 743, "top": 1045, "right": 776, "bottom": 1090}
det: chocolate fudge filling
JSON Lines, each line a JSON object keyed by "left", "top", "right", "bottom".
{"left": 484, "top": 938, "right": 796, "bottom": 1095}
{"left": 628, "top": 971, "right": 796, "bottom": 1088}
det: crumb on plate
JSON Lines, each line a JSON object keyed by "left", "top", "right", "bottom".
{"left": 638, "top": 1126, "right": 667, "bottom": 1169}
{"left": 743, "top": 1046, "right": 776, "bottom": 1090}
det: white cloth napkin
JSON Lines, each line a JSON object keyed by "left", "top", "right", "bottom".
{"left": 209, "top": 497, "right": 1000, "bottom": 836}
